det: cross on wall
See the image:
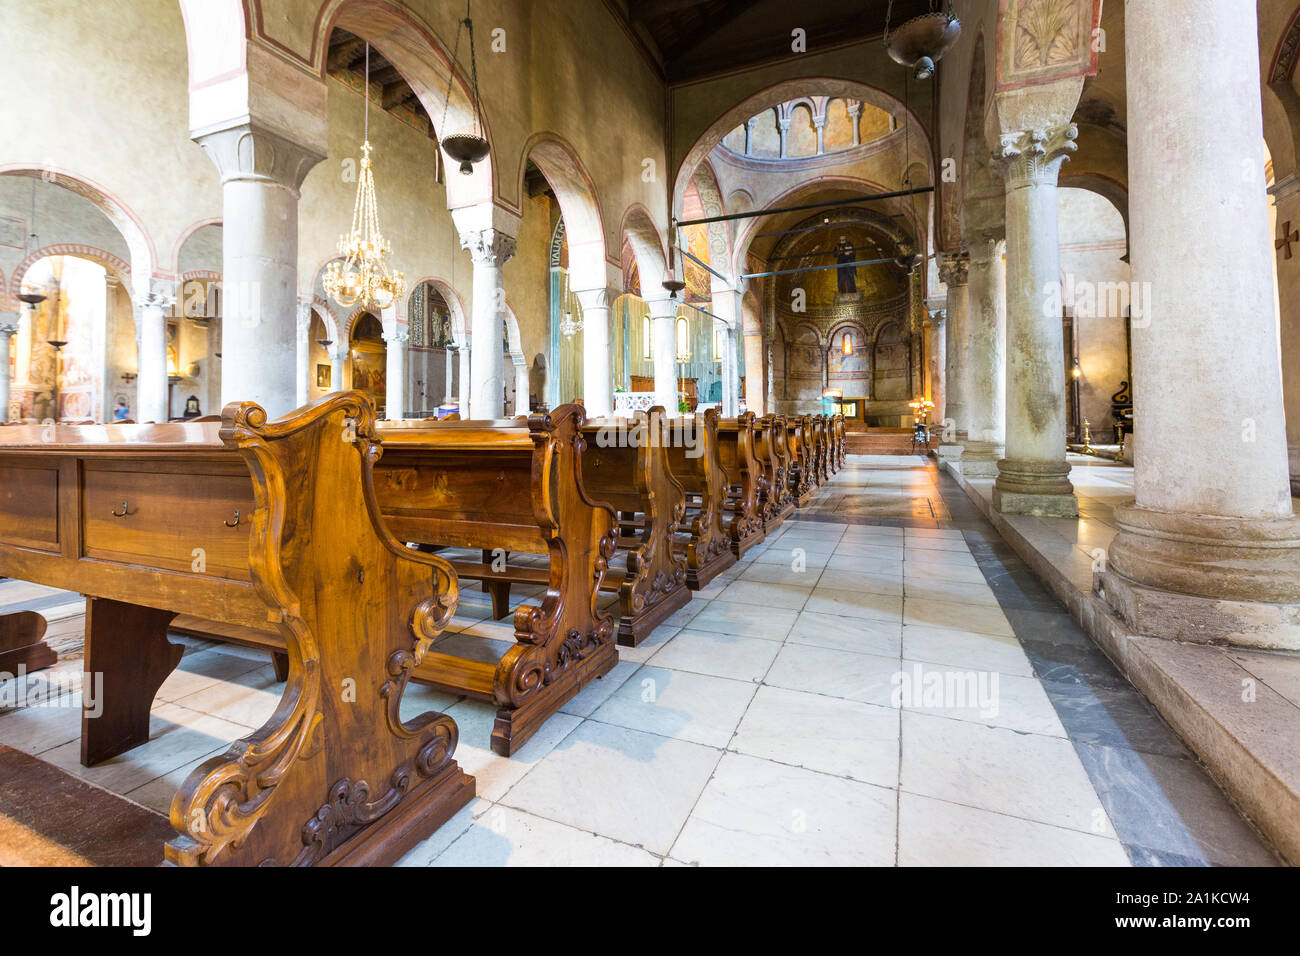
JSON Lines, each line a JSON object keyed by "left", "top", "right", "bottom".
{"left": 1277, "top": 220, "right": 1300, "bottom": 259}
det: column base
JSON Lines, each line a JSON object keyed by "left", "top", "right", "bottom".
{"left": 993, "top": 458, "right": 1077, "bottom": 516}
{"left": 935, "top": 444, "right": 964, "bottom": 471}
{"left": 959, "top": 440, "right": 1003, "bottom": 478}
{"left": 1095, "top": 504, "right": 1300, "bottom": 649}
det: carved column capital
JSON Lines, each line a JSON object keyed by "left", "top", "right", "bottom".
{"left": 966, "top": 229, "right": 1007, "bottom": 263}
{"left": 459, "top": 228, "right": 516, "bottom": 267}
{"left": 297, "top": 299, "right": 314, "bottom": 332}
{"left": 937, "top": 251, "right": 971, "bottom": 287}
{"left": 384, "top": 326, "right": 410, "bottom": 346}
{"left": 572, "top": 286, "right": 618, "bottom": 313}
{"left": 140, "top": 279, "right": 176, "bottom": 313}
{"left": 195, "top": 123, "right": 326, "bottom": 195}
{"left": 994, "top": 124, "right": 1078, "bottom": 187}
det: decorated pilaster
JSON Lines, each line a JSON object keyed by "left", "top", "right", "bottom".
{"left": 194, "top": 125, "right": 324, "bottom": 417}
{"left": 574, "top": 287, "right": 614, "bottom": 417}
{"left": 0, "top": 316, "right": 16, "bottom": 423}
{"left": 961, "top": 229, "right": 1007, "bottom": 476}
{"left": 1271, "top": 172, "right": 1300, "bottom": 494}
{"left": 1099, "top": 0, "right": 1300, "bottom": 648}
{"left": 135, "top": 280, "right": 175, "bottom": 424}
{"left": 935, "top": 251, "right": 969, "bottom": 466}
{"left": 991, "top": 123, "right": 1078, "bottom": 515}
{"left": 457, "top": 225, "right": 516, "bottom": 420}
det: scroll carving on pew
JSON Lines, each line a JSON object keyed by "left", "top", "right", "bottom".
{"left": 662, "top": 408, "right": 737, "bottom": 588}
{"left": 0, "top": 394, "right": 475, "bottom": 866}
{"left": 582, "top": 406, "right": 690, "bottom": 644}
{"left": 754, "top": 415, "right": 795, "bottom": 528}
{"left": 715, "top": 412, "right": 765, "bottom": 557}
{"left": 375, "top": 404, "right": 618, "bottom": 755}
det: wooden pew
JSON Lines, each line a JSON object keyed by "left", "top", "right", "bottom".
{"left": 373, "top": 405, "right": 618, "bottom": 755}
{"left": 714, "top": 413, "right": 766, "bottom": 557}
{"left": 765, "top": 414, "right": 798, "bottom": 521}
{"left": 580, "top": 406, "right": 691, "bottom": 644}
{"left": 0, "top": 394, "right": 474, "bottom": 866}
{"left": 786, "top": 415, "right": 816, "bottom": 505}
{"left": 661, "top": 408, "right": 737, "bottom": 588}
{"left": 752, "top": 415, "right": 795, "bottom": 529}
{"left": 813, "top": 415, "right": 832, "bottom": 483}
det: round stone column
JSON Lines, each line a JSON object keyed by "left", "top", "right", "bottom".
{"left": 1099, "top": 0, "right": 1300, "bottom": 648}
{"left": 961, "top": 231, "right": 1007, "bottom": 476}
{"left": 936, "top": 251, "right": 970, "bottom": 465}
{"left": 513, "top": 357, "right": 531, "bottom": 415}
{"left": 196, "top": 126, "right": 322, "bottom": 419}
{"left": 647, "top": 296, "right": 679, "bottom": 413}
{"left": 0, "top": 319, "right": 16, "bottom": 423}
{"left": 460, "top": 229, "right": 516, "bottom": 420}
{"left": 383, "top": 321, "right": 408, "bottom": 420}
{"left": 1271, "top": 173, "right": 1300, "bottom": 495}
{"left": 928, "top": 309, "right": 946, "bottom": 426}
{"left": 135, "top": 282, "right": 174, "bottom": 424}
{"left": 574, "top": 287, "right": 613, "bottom": 417}
{"left": 992, "top": 124, "right": 1078, "bottom": 516}
{"left": 295, "top": 299, "right": 312, "bottom": 409}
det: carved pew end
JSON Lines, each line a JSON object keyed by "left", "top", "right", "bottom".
{"left": 0, "top": 611, "right": 58, "bottom": 674}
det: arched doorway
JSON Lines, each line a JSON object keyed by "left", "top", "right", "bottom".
{"left": 349, "top": 311, "right": 387, "bottom": 416}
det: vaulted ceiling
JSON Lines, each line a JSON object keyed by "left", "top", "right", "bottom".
{"left": 613, "top": 0, "right": 936, "bottom": 83}
{"left": 326, "top": 29, "right": 437, "bottom": 140}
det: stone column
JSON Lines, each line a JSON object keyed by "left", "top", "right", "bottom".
{"left": 722, "top": 324, "right": 739, "bottom": 415}
{"left": 444, "top": 346, "right": 457, "bottom": 404}
{"left": 574, "top": 287, "right": 613, "bottom": 417}
{"left": 328, "top": 344, "right": 348, "bottom": 393}
{"left": 513, "top": 358, "right": 530, "bottom": 415}
{"left": 1097, "top": 0, "right": 1300, "bottom": 647}
{"left": 383, "top": 322, "right": 408, "bottom": 420}
{"left": 295, "top": 299, "right": 311, "bottom": 409}
{"left": 991, "top": 124, "right": 1078, "bottom": 516}
{"left": 135, "top": 281, "right": 174, "bottom": 424}
{"left": 0, "top": 318, "right": 16, "bottom": 423}
{"left": 1271, "top": 172, "right": 1300, "bottom": 495}
{"left": 647, "top": 295, "right": 679, "bottom": 412}
{"left": 961, "top": 231, "right": 1008, "bottom": 477}
{"left": 195, "top": 125, "right": 323, "bottom": 417}
{"left": 744, "top": 117, "right": 757, "bottom": 155}
{"left": 778, "top": 117, "right": 790, "bottom": 158}
{"left": 458, "top": 336, "right": 471, "bottom": 413}
{"left": 458, "top": 229, "right": 515, "bottom": 419}
{"left": 814, "top": 115, "right": 826, "bottom": 155}
{"left": 935, "top": 252, "right": 969, "bottom": 466}
{"left": 849, "top": 103, "right": 863, "bottom": 146}
{"left": 928, "top": 309, "right": 946, "bottom": 425}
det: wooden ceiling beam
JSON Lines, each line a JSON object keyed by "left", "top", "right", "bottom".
{"left": 327, "top": 37, "right": 366, "bottom": 72}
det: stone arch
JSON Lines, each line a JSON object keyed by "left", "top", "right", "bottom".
{"left": 314, "top": 0, "right": 496, "bottom": 208}
{"left": 621, "top": 203, "right": 667, "bottom": 293}
{"left": 0, "top": 167, "right": 155, "bottom": 302}
{"left": 405, "top": 275, "right": 467, "bottom": 346}
{"left": 8, "top": 243, "right": 132, "bottom": 308}
{"left": 519, "top": 133, "right": 606, "bottom": 290}
{"left": 169, "top": 218, "right": 223, "bottom": 276}
{"left": 690, "top": 159, "right": 733, "bottom": 284}
{"left": 672, "top": 77, "right": 934, "bottom": 228}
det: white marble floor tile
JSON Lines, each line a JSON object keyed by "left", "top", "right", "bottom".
{"left": 648, "top": 629, "right": 782, "bottom": 683}
{"left": 901, "top": 624, "right": 1035, "bottom": 677}
{"left": 714, "top": 580, "right": 811, "bottom": 610}
{"left": 903, "top": 597, "right": 1014, "bottom": 636}
{"left": 731, "top": 685, "right": 900, "bottom": 787}
{"left": 804, "top": 588, "right": 902, "bottom": 623}
{"left": 670, "top": 752, "right": 897, "bottom": 866}
{"left": 737, "top": 562, "right": 824, "bottom": 587}
{"left": 786, "top": 610, "right": 902, "bottom": 657}
{"left": 430, "top": 804, "right": 660, "bottom": 866}
{"left": 591, "top": 665, "right": 757, "bottom": 748}
{"left": 686, "top": 600, "right": 799, "bottom": 640}
{"left": 898, "top": 792, "right": 1129, "bottom": 866}
{"left": 499, "top": 720, "right": 720, "bottom": 854}
{"left": 439, "top": 699, "right": 582, "bottom": 802}
{"left": 815, "top": 569, "right": 904, "bottom": 597}
{"left": 900, "top": 711, "right": 1112, "bottom": 836}
{"left": 558, "top": 658, "right": 640, "bottom": 717}
{"left": 764, "top": 644, "right": 902, "bottom": 707}
{"left": 903, "top": 580, "right": 1000, "bottom": 607}
{"left": 897, "top": 662, "right": 1067, "bottom": 737}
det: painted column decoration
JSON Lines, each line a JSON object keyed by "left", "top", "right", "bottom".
{"left": 961, "top": 231, "right": 1007, "bottom": 476}
{"left": 935, "top": 251, "right": 970, "bottom": 464}
{"left": 135, "top": 280, "right": 175, "bottom": 424}
{"left": 459, "top": 228, "right": 515, "bottom": 420}
{"left": 991, "top": 124, "right": 1078, "bottom": 516}
{"left": 574, "top": 287, "right": 613, "bottom": 417}
{"left": 1098, "top": 0, "right": 1300, "bottom": 648}
{"left": 195, "top": 125, "right": 323, "bottom": 418}
{"left": 0, "top": 318, "right": 16, "bottom": 423}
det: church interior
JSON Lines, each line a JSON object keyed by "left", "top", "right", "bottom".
{"left": 0, "top": 0, "right": 1296, "bottom": 874}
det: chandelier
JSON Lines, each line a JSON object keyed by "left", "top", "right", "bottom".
{"left": 559, "top": 269, "right": 582, "bottom": 338}
{"left": 884, "top": 0, "right": 961, "bottom": 81}
{"left": 324, "top": 42, "right": 404, "bottom": 311}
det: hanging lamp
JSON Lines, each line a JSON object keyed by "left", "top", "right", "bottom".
{"left": 440, "top": 0, "right": 490, "bottom": 175}
{"left": 324, "top": 42, "right": 405, "bottom": 311}
{"left": 884, "top": 0, "right": 961, "bottom": 81}
{"left": 16, "top": 179, "right": 46, "bottom": 310}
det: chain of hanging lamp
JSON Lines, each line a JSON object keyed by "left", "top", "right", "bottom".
{"left": 324, "top": 41, "right": 405, "bottom": 311}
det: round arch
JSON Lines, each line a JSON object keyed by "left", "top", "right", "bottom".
{"left": 8, "top": 243, "right": 132, "bottom": 308}
{"left": 519, "top": 132, "right": 606, "bottom": 291}
{"left": 621, "top": 203, "right": 667, "bottom": 293}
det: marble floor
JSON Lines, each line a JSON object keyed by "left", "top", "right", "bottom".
{"left": 0, "top": 455, "right": 1280, "bottom": 866}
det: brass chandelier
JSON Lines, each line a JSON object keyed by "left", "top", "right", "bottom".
{"left": 325, "top": 42, "right": 405, "bottom": 311}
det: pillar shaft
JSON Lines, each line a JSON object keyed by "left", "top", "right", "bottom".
{"left": 295, "top": 299, "right": 311, "bottom": 408}
{"left": 136, "top": 284, "right": 173, "bottom": 424}
{"left": 991, "top": 124, "right": 1078, "bottom": 516}
{"left": 1099, "top": 0, "right": 1300, "bottom": 648}
{"left": 0, "top": 321, "right": 15, "bottom": 423}
{"left": 384, "top": 322, "right": 408, "bottom": 420}
{"left": 196, "top": 125, "right": 322, "bottom": 418}
{"left": 460, "top": 229, "right": 515, "bottom": 420}
{"left": 648, "top": 297, "right": 678, "bottom": 412}
{"left": 514, "top": 360, "right": 530, "bottom": 415}
{"left": 1267, "top": 174, "right": 1300, "bottom": 495}
{"left": 937, "top": 253, "right": 970, "bottom": 444}
{"left": 575, "top": 288, "right": 613, "bottom": 417}
{"left": 961, "top": 234, "right": 1007, "bottom": 475}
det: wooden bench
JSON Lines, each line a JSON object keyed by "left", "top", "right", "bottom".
{"left": 661, "top": 408, "right": 737, "bottom": 588}
{"left": 581, "top": 406, "right": 691, "bottom": 644}
{"left": 0, "top": 394, "right": 475, "bottom": 866}
{"left": 373, "top": 404, "right": 618, "bottom": 755}
{"left": 715, "top": 413, "right": 766, "bottom": 557}
{"left": 786, "top": 415, "right": 816, "bottom": 505}
{"left": 752, "top": 414, "right": 795, "bottom": 529}
{"left": 829, "top": 414, "right": 845, "bottom": 472}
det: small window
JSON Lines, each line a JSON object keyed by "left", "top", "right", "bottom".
{"left": 676, "top": 316, "right": 690, "bottom": 361}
